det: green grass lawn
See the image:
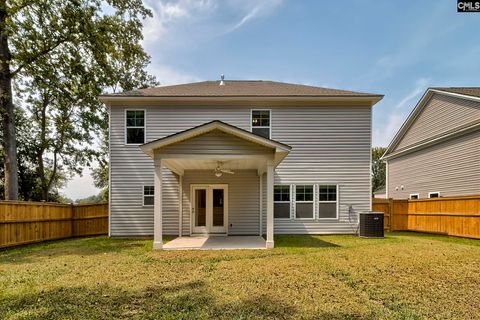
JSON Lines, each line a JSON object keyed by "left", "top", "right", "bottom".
{"left": 1, "top": 232, "right": 479, "bottom": 320}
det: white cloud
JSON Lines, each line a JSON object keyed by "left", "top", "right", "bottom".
{"left": 224, "top": 0, "right": 283, "bottom": 33}
{"left": 394, "top": 78, "right": 429, "bottom": 109}
{"left": 142, "top": 0, "right": 216, "bottom": 45}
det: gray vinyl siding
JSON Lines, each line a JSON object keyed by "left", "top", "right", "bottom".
{"left": 395, "top": 93, "right": 480, "bottom": 151}
{"left": 159, "top": 130, "right": 273, "bottom": 155}
{"left": 110, "top": 104, "right": 372, "bottom": 236}
{"left": 181, "top": 170, "right": 259, "bottom": 235}
{"left": 388, "top": 130, "right": 480, "bottom": 199}
{"left": 271, "top": 107, "right": 370, "bottom": 234}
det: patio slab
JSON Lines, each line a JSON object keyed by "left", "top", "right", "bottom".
{"left": 163, "top": 236, "right": 267, "bottom": 250}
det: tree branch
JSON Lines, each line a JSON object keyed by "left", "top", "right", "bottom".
{"left": 11, "top": 37, "right": 67, "bottom": 76}
{"left": 9, "top": 0, "right": 36, "bottom": 16}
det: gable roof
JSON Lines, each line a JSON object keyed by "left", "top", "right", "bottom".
{"left": 432, "top": 87, "right": 480, "bottom": 99}
{"left": 140, "top": 120, "right": 292, "bottom": 158}
{"left": 100, "top": 80, "right": 383, "bottom": 102}
{"left": 383, "top": 87, "right": 480, "bottom": 160}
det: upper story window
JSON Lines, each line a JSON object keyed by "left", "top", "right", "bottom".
{"left": 251, "top": 110, "right": 271, "bottom": 139}
{"left": 126, "top": 110, "right": 145, "bottom": 144}
{"left": 409, "top": 194, "right": 419, "bottom": 200}
{"left": 318, "top": 185, "right": 338, "bottom": 219}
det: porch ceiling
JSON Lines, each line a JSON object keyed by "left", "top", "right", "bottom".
{"left": 163, "top": 158, "right": 266, "bottom": 171}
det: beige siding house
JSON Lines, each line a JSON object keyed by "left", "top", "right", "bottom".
{"left": 383, "top": 87, "right": 480, "bottom": 200}
{"left": 100, "top": 80, "right": 382, "bottom": 249}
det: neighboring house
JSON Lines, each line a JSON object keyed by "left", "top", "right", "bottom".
{"left": 383, "top": 87, "right": 480, "bottom": 200}
{"left": 100, "top": 79, "right": 383, "bottom": 249}
{"left": 373, "top": 186, "right": 387, "bottom": 199}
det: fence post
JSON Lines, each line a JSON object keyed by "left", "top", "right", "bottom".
{"left": 389, "top": 198, "right": 394, "bottom": 231}
{"left": 71, "top": 203, "right": 75, "bottom": 237}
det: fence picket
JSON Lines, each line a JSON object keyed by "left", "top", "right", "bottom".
{"left": 0, "top": 202, "right": 108, "bottom": 248}
{"left": 373, "top": 195, "right": 480, "bottom": 239}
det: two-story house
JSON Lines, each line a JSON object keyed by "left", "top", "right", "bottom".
{"left": 383, "top": 87, "right": 480, "bottom": 200}
{"left": 100, "top": 79, "right": 383, "bottom": 249}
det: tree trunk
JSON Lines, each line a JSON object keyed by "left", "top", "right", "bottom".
{"left": 0, "top": 4, "right": 18, "bottom": 200}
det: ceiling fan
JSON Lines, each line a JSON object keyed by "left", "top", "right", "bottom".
{"left": 214, "top": 161, "right": 234, "bottom": 177}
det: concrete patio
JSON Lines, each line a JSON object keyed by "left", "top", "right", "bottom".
{"left": 163, "top": 236, "right": 267, "bottom": 250}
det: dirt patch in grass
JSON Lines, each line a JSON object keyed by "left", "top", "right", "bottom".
{"left": 1, "top": 232, "right": 479, "bottom": 319}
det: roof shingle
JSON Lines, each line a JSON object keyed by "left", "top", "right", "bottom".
{"left": 103, "top": 80, "right": 382, "bottom": 98}
{"left": 432, "top": 87, "right": 480, "bottom": 99}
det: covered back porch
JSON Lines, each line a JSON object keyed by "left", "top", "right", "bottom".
{"left": 140, "top": 120, "right": 291, "bottom": 249}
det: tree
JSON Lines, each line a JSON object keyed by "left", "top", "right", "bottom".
{"left": 91, "top": 129, "right": 109, "bottom": 202}
{"left": 75, "top": 193, "right": 103, "bottom": 204}
{"left": 372, "top": 147, "right": 387, "bottom": 195}
{"left": 0, "top": 107, "right": 68, "bottom": 201}
{"left": 0, "top": 0, "right": 155, "bottom": 200}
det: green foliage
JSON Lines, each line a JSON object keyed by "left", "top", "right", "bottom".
{"left": 0, "top": 107, "right": 67, "bottom": 201}
{"left": 91, "top": 128, "right": 109, "bottom": 201}
{"left": 75, "top": 193, "right": 104, "bottom": 204}
{"left": 371, "top": 147, "right": 387, "bottom": 194}
{"left": 1, "top": 0, "right": 158, "bottom": 200}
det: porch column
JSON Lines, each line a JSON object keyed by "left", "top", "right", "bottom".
{"left": 153, "top": 159, "right": 163, "bottom": 249}
{"left": 266, "top": 161, "right": 274, "bottom": 249}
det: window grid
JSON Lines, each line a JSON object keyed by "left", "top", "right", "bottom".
{"left": 317, "top": 184, "right": 338, "bottom": 220}
{"left": 126, "top": 110, "right": 145, "bottom": 144}
{"left": 319, "top": 185, "right": 337, "bottom": 202}
{"left": 295, "top": 185, "right": 314, "bottom": 202}
{"left": 251, "top": 110, "right": 271, "bottom": 139}
{"left": 274, "top": 185, "right": 290, "bottom": 202}
{"left": 274, "top": 185, "right": 291, "bottom": 219}
{"left": 251, "top": 110, "right": 270, "bottom": 127}
{"left": 295, "top": 185, "right": 314, "bottom": 220}
{"left": 143, "top": 185, "right": 154, "bottom": 206}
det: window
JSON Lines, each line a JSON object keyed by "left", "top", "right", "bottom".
{"left": 428, "top": 192, "right": 440, "bottom": 198}
{"left": 274, "top": 185, "right": 290, "bottom": 218}
{"left": 295, "top": 185, "right": 314, "bottom": 219}
{"left": 251, "top": 110, "right": 271, "bottom": 139}
{"left": 318, "top": 185, "right": 338, "bottom": 219}
{"left": 126, "top": 110, "right": 145, "bottom": 144}
{"left": 143, "top": 186, "right": 154, "bottom": 206}
{"left": 409, "top": 194, "right": 419, "bottom": 200}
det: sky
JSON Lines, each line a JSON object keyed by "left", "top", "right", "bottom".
{"left": 61, "top": 0, "right": 480, "bottom": 200}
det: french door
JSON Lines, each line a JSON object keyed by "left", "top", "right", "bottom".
{"left": 191, "top": 184, "right": 228, "bottom": 234}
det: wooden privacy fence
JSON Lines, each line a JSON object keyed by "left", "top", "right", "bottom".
{"left": 373, "top": 196, "right": 480, "bottom": 239}
{"left": 0, "top": 201, "right": 108, "bottom": 248}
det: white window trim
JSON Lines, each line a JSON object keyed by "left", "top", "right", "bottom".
{"left": 274, "top": 184, "right": 291, "bottom": 220}
{"left": 125, "top": 109, "right": 147, "bottom": 145}
{"left": 428, "top": 191, "right": 440, "bottom": 198}
{"left": 409, "top": 193, "right": 419, "bottom": 200}
{"left": 250, "top": 109, "right": 272, "bottom": 139}
{"left": 294, "top": 184, "right": 315, "bottom": 220}
{"left": 317, "top": 184, "right": 339, "bottom": 220}
{"left": 143, "top": 184, "right": 154, "bottom": 207}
